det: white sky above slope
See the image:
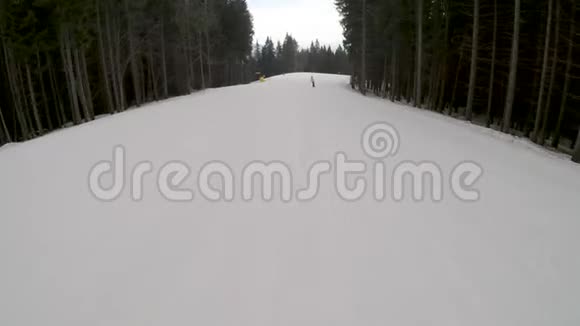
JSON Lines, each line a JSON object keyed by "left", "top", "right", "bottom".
{"left": 246, "top": 0, "right": 344, "bottom": 49}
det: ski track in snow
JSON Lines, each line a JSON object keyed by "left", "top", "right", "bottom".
{"left": 1, "top": 73, "right": 580, "bottom": 326}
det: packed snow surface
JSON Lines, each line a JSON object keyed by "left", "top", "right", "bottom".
{"left": 1, "top": 73, "right": 580, "bottom": 326}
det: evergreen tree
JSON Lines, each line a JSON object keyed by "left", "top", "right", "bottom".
{"left": 336, "top": 0, "right": 580, "bottom": 163}
{"left": 254, "top": 36, "right": 351, "bottom": 77}
{"left": 0, "top": 0, "right": 255, "bottom": 143}
{"left": 281, "top": 34, "right": 298, "bottom": 73}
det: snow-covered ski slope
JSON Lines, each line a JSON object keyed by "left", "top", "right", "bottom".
{"left": 1, "top": 73, "right": 580, "bottom": 326}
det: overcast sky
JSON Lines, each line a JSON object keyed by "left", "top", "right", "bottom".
{"left": 246, "top": 0, "right": 344, "bottom": 49}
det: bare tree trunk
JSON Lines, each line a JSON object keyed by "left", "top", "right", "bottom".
{"left": 406, "top": 59, "right": 413, "bottom": 102}
{"left": 552, "top": 1, "right": 575, "bottom": 149}
{"left": 199, "top": 31, "right": 206, "bottom": 89}
{"left": 4, "top": 46, "right": 29, "bottom": 139}
{"left": 73, "top": 49, "right": 92, "bottom": 121}
{"left": 360, "top": 0, "right": 367, "bottom": 95}
{"left": 139, "top": 55, "right": 146, "bottom": 102}
{"left": 450, "top": 35, "right": 466, "bottom": 115}
{"left": 428, "top": 0, "right": 442, "bottom": 109}
{"left": 524, "top": 30, "right": 545, "bottom": 136}
{"left": 415, "top": 0, "right": 423, "bottom": 107}
{"left": 502, "top": 0, "right": 521, "bottom": 133}
{"left": 125, "top": 0, "right": 142, "bottom": 106}
{"left": 17, "top": 65, "right": 34, "bottom": 135}
{"left": 429, "top": 65, "right": 440, "bottom": 109}
{"left": 539, "top": 0, "right": 560, "bottom": 145}
{"left": 160, "top": 15, "right": 169, "bottom": 98}
{"left": 104, "top": 3, "right": 123, "bottom": 111}
{"left": 96, "top": 0, "right": 115, "bottom": 114}
{"left": 204, "top": 0, "right": 213, "bottom": 87}
{"left": 223, "top": 59, "right": 228, "bottom": 86}
{"left": 47, "top": 53, "right": 65, "bottom": 126}
{"left": 573, "top": 129, "right": 580, "bottom": 163}
{"left": 240, "top": 60, "right": 244, "bottom": 84}
{"left": 148, "top": 44, "right": 158, "bottom": 100}
{"left": 0, "top": 31, "right": 14, "bottom": 142}
{"left": 466, "top": 0, "right": 479, "bottom": 121}
{"left": 486, "top": 0, "right": 497, "bottom": 127}
{"left": 105, "top": 3, "right": 119, "bottom": 110}
{"left": 80, "top": 49, "right": 95, "bottom": 120}
{"left": 60, "top": 28, "right": 82, "bottom": 124}
{"left": 181, "top": 0, "right": 196, "bottom": 92}
{"left": 382, "top": 54, "right": 388, "bottom": 98}
{"left": 532, "top": 0, "right": 553, "bottom": 142}
{"left": 36, "top": 51, "right": 53, "bottom": 130}
{"left": 436, "top": 1, "right": 450, "bottom": 112}
{"left": 1, "top": 26, "right": 29, "bottom": 139}
{"left": 0, "top": 104, "right": 11, "bottom": 143}
{"left": 25, "top": 64, "right": 43, "bottom": 134}
{"left": 390, "top": 41, "right": 398, "bottom": 102}
{"left": 186, "top": 34, "right": 194, "bottom": 92}
{"left": 115, "top": 14, "right": 126, "bottom": 111}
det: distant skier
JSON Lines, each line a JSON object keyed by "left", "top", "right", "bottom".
{"left": 311, "top": 76, "right": 316, "bottom": 88}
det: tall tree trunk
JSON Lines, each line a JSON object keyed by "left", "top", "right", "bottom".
{"left": 0, "top": 29, "right": 15, "bottom": 141}
{"left": 415, "top": 0, "right": 423, "bottom": 107}
{"left": 406, "top": 58, "right": 413, "bottom": 102}
{"left": 4, "top": 46, "right": 29, "bottom": 139}
{"left": 160, "top": 15, "right": 169, "bottom": 98}
{"left": 539, "top": 0, "right": 560, "bottom": 145}
{"left": 427, "top": 0, "right": 442, "bottom": 110}
{"left": 105, "top": 3, "right": 123, "bottom": 111}
{"left": 139, "top": 55, "right": 146, "bottom": 102}
{"left": 36, "top": 51, "right": 53, "bottom": 130}
{"left": 390, "top": 40, "right": 398, "bottom": 102}
{"left": 17, "top": 65, "right": 34, "bottom": 135}
{"left": 73, "top": 49, "right": 92, "bottom": 121}
{"left": 125, "top": 0, "right": 142, "bottom": 106}
{"left": 552, "top": 1, "right": 575, "bottom": 149}
{"left": 79, "top": 49, "right": 94, "bottom": 120}
{"left": 531, "top": 0, "right": 553, "bottom": 142}
{"left": 82, "top": 51, "right": 94, "bottom": 118}
{"left": 115, "top": 15, "right": 126, "bottom": 110}
{"left": 96, "top": 0, "right": 115, "bottom": 114}
{"left": 0, "top": 104, "right": 11, "bottom": 143}
{"left": 450, "top": 35, "right": 466, "bottom": 115}
{"left": 436, "top": 0, "right": 450, "bottom": 112}
{"left": 525, "top": 28, "right": 546, "bottom": 136}
{"left": 60, "top": 28, "right": 82, "bottom": 124}
{"left": 502, "top": 0, "right": 521, "bottom": 133}
{"left": 148, "top": 44, "right": 159, "bottom": 100}
{"left": 486, "top": 0, "right": 497, "bottom": 127}
{"left": 382, "top": 54, "right": 388, "bottom": 98}
{"left": 360, "top": 0, "right": 367, "bottom": 95}
{"left": 465, "top": 0, "right": 479, "bottom": 121}
{"left": 204, "top": 0, "right": 213, "bottom": 87}
{"left": 181, "top": 0, "right": 196, "bottom": 92}
{"left": 199, "top": 31, "right": 206, "bottom": 89}
{"left": 47, "top": 53, "right": 65, "bottom": 126}
{"left": 573, "top": 130, "right": 580, "bottom": 163}
{"left": 25, "top": 63, "right": 43, "bottom": 134}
